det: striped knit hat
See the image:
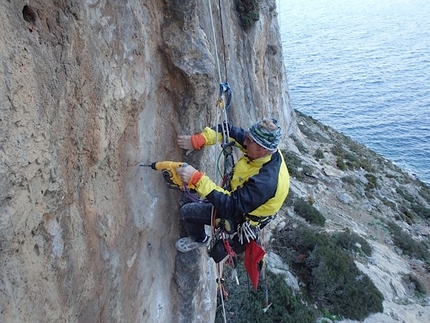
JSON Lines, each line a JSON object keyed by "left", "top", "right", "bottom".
{"left": 249, "top": 118, "right": 282, "bottom": 151}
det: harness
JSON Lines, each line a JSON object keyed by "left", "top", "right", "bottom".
{"left": 245, "top": 213, "right": 275, "bottom": 227}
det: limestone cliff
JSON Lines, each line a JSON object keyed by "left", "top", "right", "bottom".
{"left": 3, "top": 1, "right": 429, "bottom": 323}
{"left": 0, "top": 1, "right": 293, "bottom": 322}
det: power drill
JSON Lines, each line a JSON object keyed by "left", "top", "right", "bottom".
{"left": 139, "top": 161, "right": 193, "bottom": 190}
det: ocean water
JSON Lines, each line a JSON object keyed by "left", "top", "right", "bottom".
{"left": 277, "top": 0, "right": 430, "bottom": 185}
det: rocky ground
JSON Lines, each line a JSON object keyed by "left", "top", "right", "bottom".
{"left": 269, "top": 110, "right": 430, "bottom": 323}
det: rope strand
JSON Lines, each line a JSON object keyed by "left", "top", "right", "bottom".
{"left": 217, "top": 0, "right": 229, "bottom": 82}
{"left": 207, "top": 2, "right": 232, "bottom": 322}
{"left": 208, "top": 0, "right": 223, "bottom": 83}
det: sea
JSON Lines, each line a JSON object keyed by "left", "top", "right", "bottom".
{"left": 276, "top": 0, "right": 430, "bottom": 186}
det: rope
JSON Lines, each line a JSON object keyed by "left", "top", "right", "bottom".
{"left": 207, "top": 2, "right": 233, "bottom": 322}
{"left": 217, "top": 0, "right": 229, "bottom": 82}
{"left": 207, "top": 0, "right": 223, "bottom": 83}
{"left": 243, "top": 37, "right": 255, "bottom": 119}
{"left": 261, "top": 228, "right": 271, "bottom": 313}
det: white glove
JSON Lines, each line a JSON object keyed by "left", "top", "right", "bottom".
{"left": 177, "top": 135, "right": 194, "bottom": 156}
{"left": 177, "top": 164, "right": 197, "bottom": 184}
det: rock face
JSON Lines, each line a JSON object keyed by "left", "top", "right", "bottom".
{"left": 2, "top": 1, "right": 429, "bottom": 323}
{"left": 1, "top": 1, "right": 292, "bottom": 322}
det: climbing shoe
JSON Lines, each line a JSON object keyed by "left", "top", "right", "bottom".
{"left": 175, "top": 236, "right": 208, "bottom": 253}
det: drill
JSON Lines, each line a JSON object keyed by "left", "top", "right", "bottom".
{"left": 139, "top": 161, "right": 193, "bottom": 190}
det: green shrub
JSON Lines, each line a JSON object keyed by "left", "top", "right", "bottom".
{"left": 344, "top": 137, "right": 363, "bottom": 155}
{"left": 410, "top": 204, "right": 430, "bottom": 219}
{"left": 215, "top": 265, "right": 318, "bottom": 323}
{"left": 396, "top": 187, "right": 415, "bottom": 203}
{"left": 419, "top": 186, "right": 430, "bottom": 202}
{"left": 344, "top": 152, "right": 361, "bottom": 169}
{"left": 334, "top": 231, "right": 372, "bottom": 256}
{"left": 360, "top": 159, "right": 375, "bottom": 172}
{"left": 331, "top": 144, "right": 345, "bottom": 157}
{"left": 302, "top": 164, "right": 314, "bottom": 177}
{"left": 297, "top": 121, "right": 331, "bottom": 144}
{"left": 294, "top": 198, "right": 326, "bottom": 226}
{"left": 307, "top": 245, "right": 383, "bottom": 320}
{"left": 336, "top": 156, "right": 347, "bottom": 170}
{"left": 293, "top": 137, "right": 308, "bottom": 154}
{"left": 342, "top": 175, "right": 357, "bottom": 186}
{"left": 365, "top": 173, "right": 378, "bottom": 190}
{"left": 331, "top": 143, "right": 374, "bottom": 171}
{"left": 283, "top": 190, "right": 295, "bottom": 207}
{"left": 382, "top": 198, "right": 397, "bottom": 210}
{"left": 404, "top": 209, "right": 415, "bottom": 224}
{"left": 236, "top": 0, "right": 260, "bottom": 29}
{"left": 386, "top": 221, "right": 430, "bottom": 262}
{"left": 272, "top": 225, "right": 384, "bottom": 321}
{"left": 281, "top": 150, "right": 302, "bottom": 178}
{"left": 314, "top": 148, "right": 324, "bottom": 161}
{"left": 281, "top": 150, "right": 314, "bottom": 180}
{"left": 403, "top": 274, "right": 428, "bottom": 295}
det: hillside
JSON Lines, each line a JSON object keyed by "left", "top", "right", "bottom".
{"left": 217, "top": 110, "right": 430, "bottom": 322}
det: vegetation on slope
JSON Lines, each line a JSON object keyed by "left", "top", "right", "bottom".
{"left": 272, "top": 224, "right": 383, "bottom": 321}
{"left": 216, "top": 110, "right": 430, "bottom": 322}
{"left": 215, "top": 266, "right": 319, "bottom": 323}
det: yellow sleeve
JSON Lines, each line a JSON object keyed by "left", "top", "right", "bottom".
{"left": 194, "top": 174, "right": 230, "bottom": 198}
{"left": 200, "top": 127, "right": 223, "bottom": 146}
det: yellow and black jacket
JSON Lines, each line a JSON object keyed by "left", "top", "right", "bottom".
{"left": 193, "top": 123, "right": 290, "bottom": 223}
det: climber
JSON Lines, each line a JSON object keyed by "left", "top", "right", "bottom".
{"left": 175, "top": 118, "right": 290, "bottom": 252}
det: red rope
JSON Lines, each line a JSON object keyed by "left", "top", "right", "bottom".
{"left": 222, "top": 233, "right": 236, "bottom": 268}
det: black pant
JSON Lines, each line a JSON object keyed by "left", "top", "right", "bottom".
{"left": 179, "top": 202, "right": 214, "bottom": 242}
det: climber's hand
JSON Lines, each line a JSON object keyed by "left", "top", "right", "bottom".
{"left": 177, "top": 164, "right": 197, "bottom": 184}
{"left": 177, "top": 135, "right": 194, "bottom": 156}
